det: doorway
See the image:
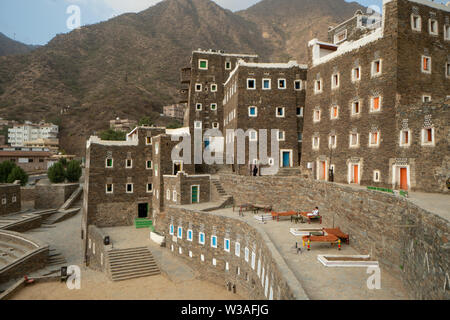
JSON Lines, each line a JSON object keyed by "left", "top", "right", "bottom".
{"left": 191, "top": 185, "right": 199, "bottom": 203}
{"left": 138, "top": 203, "right": 149, "bottom": 218}
{"left": 173, "top": 161, "right": 183, "bottom": 175}
{"left": 352, "top": 165, "right": 359, "bottom": 184}
{"left": 400, "top": 168, "right": 408, "bottom": 190}
{"left": 280, "top": 150, "right": 292, "bottom": 168}
{"left": 318, "top": 160, "right": 327, "bottom": 181}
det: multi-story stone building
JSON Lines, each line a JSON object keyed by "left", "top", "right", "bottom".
{"left": 163, "top": 104, "right": 187, "bottom": 122}
{"left": 223, "top": 60, "right": 307, "bottom": 175}
{"left": 109, "top": 118, "right": 138, "bottom": 133}
{"left": 0, "top": 184, "right": 21, "bottom": 216}
{"left": 301, "top": 0, "right": 449, "bottom": 193}
{"left": 8, "top": 121, "right": 59, "bottom": 147}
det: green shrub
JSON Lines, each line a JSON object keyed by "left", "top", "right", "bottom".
{"left": 66, "top": 160, "right": 82, "bottom": 183}
{"left": 0, "top": 161, "right": 16, "bottom": 183}
{"left": 7, "top": 166, "right": 28, "bottom": 186}
{"left": 99, "top": 129, "right": 126, "bottom": 141}
{"left": 48, "top": 162, "right": 66, "bottom": 183}
{"left": 139, "top": 116, "right": 153, "bottom": 126}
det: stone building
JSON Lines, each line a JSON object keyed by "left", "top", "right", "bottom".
{"left": 301, "top": 0, "right": 450, "bottom": 193}
{"left": 0, "top": 184, "right": 21, "bottom": 216}
{"left": 0, "top": 150, "right": 53, "bottom": 173}
{"left": 8, "top": 121, "right": 58, "bottom": 147}
{"left": 109, "top": 118, "right": 138, "bottom": 133}
{"left": 163, "top": 103, "right": 187, "bottom": 122}
{"left": 223, "top": 60, "right": 307, "bottom": 175}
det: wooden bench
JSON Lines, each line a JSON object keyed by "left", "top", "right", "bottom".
{"left": 271, "top": 211, "right": 298, "bottom": 222}
{"left": 302, "top": 234, "right": 340, "bottom": 250}
{"left": 323, "top": 228, "right": 349, "bottom": 244}
{"left": 252, "top": 204, "right": 272, "bottom": 214}
{"left": 299, "top": 212, "right": 322, "bottom": 224}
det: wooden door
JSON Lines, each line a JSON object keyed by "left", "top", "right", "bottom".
{"left": 353, "top": 165, "right": 359, "bottom": 184}
{"left": 400, "top": 168, "right": 408, "bottom": 190}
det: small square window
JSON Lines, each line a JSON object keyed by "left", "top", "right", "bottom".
{"left": 352, "top": 67, "right": 361, "bottom": 82}
{"left": 106, "top": 184, "right": 113, "bottom": 194}
{"left": 371, "top": 60, "right": 382, "bottom": 77}
{"left": 199, "top": 59, "right": 208, "bottom": 70}
{"left": 278, "top": 131, "right": 285, "bottom": 141}
{"left": 225, "top": 61, "right": 232, "bottom": 70}
{"left": 331, "top": 73, "right": 339, "bottom": 89}
{"left": 276, "top": 107, "right": 285, "bottom": 117}
{"left": 422, "top": 128, "right": 435, "bottom": 146}
{"left": 195, "top": 83, "right": 202, "bottom": 92}
{"left": 373, "top": 170, "right": 381, "bottom": 182}
{"left": 351, "top": 101, "right": 361, "bottom": 115}
{"left": 296, "top": 107, "right": 304, "bottom": 117}
{"left": 212, "top": 122, "right": 219, "bottom": 129}
{"left": 247, "top": 79, "right": 256, "bottom": 89}
{"left": 349, "top": 133, "right": 359, "bottom": 148}
{"left": 1, "top": 197, "right": 6, "bottom": 205}
{"left": 312, "top": 136, "right": 320, "bottom": 149}
{"left": 210, "top": 103, "right": 217, "bottom": 111}
{"left": 371, "top": 96, "right": 381, "bottom": 112}
{"left": 400, "top": 130, "right": 411, "bottom": 147}
{"left": 211, "top": 84, "right": 217, "bottom": 92}
{"left": 147, "top": 184, "right": 153, "bottom": 193}
{"left": 126, "top": 159, "right": 132, "bottom": 168}
{"left": 249, "top": 106, "right": 257, "bottom": 117}
{"left": 126, "top": 183, "right": 133, "bottom": 193}
{"left": 422, "top": 56, "right": 431, "bottom": 73}
{"left": 411, "top": 14, "right": 422, "bottom": 31}
{"left": 106, "top": 158, "right": 113, "bottom": 168}
{"left": 429, "top": 19, "right": 438, "bottom": 35}
{"left": 314, "top": 79, "right": 322, "bottom": 94}
{"left": 329, "top": 135, "right": 337, "bottom": 148}
{"left": 313, "top": 109, "right": 321, "bottom": 122}
{"left": 334, "top": 29, "right": 347, "bottom": 44}
{"left": 146, "top": 137, "right": 152, "bottom": 145}
{"left": 262, "top": 78, "right": 271, "bottom": 90}
{"left": 294, "top": 80, "right": 302, "bottom": 90}
{"left": 422, "top": 95, "right": 432, "bottom": 103}
{"left": 330, "top": 106, "right": 339, "bottom": 119}
{"left": 194, "top": 121, "right": 202, "bottom": 129}
{"left": 146, "top": 160, "right": 152, "bottom": 169}
{"left": 278, "top": 79, "right": 286, "bottom": 89}
{"left": 369, "top": 132, "right": 380, "bottom": 147}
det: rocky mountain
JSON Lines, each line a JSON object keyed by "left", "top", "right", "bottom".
{"left": 0, "top": 0, "right": 365, "bottom": 155}
{"left": 0, "top": 32, "right": 39, "bottom": 56}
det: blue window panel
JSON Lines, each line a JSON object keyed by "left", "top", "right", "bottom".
{"left": 250, "top": 108, "right": 256, "bottom": 115}
{"left": 188, "top": 230, "right": 193, "bottom": 241}
{"left": 177, "top": 227, "right": 182, "bottom": 239}
{"left": 170, "top": 225, "right": 174, "bottom": 235}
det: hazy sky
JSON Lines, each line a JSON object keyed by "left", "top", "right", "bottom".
{"left": 0, "top": 0, "right": 443, "bottom": 45}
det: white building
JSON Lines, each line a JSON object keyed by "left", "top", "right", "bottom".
{"left": 8, "top": 121, "right": 59, "bottom": 147}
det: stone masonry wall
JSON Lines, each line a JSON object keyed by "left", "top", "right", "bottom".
{"left": 0, "top": 184, "right": 21, "bottom": 216}
{"left": 219, "top": 173, "right": 449, "bottom": 300}
{"left": 35, "top": 183, "right": 78, "bottom": 210}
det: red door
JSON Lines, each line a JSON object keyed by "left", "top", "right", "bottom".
{"left": 353, "top": 165, "right": 359, "bottom": 184}
{"left": 322, "top": 162, "right": 326, "bottom": 180}
{"left": 400, "top": 168, "right": 408, "bottom": 190}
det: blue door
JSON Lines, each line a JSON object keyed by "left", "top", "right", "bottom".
{"left": 282, "top": 152, "right": 290, "bottom": 167}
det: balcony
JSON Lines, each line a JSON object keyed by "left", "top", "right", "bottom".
{"left": 181, "top": 67, "right": 191, "bottom": 84}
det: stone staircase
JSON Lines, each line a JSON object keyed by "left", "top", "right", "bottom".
{"left": 107, "top": 247, "right": 160, "bottom": 282}
{"left": 59, "top": 186, "right": 83, "bottom": 211}
{"left": 210, "top": 178, "right": 234, "bottom": 209}
{"left": 276, "top": 167, "right": 302, "bottom": 176}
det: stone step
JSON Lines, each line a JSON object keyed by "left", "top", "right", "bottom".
{"left": 110, "top": 263, "right": 159, "bottom": 274}
{"left": 111, "top": 269, "right": 160, "bottom": 282}
{"left": 109, "top": 258, "right": 156, "bottom": 268}
{"left": 108, "top": 250, "right": 152, "bottom": 259}
{"left": 109, "top": 256, "right": 155, "bottom": 266}
{"left": 108, "top": 247, "right": 148, "bottom": 254}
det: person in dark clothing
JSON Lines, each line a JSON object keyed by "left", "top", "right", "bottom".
{"left": 253, "top": 165, "right": 258, "bottom": 176}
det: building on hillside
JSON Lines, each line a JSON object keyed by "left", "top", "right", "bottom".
{"left": 24, "top": 138, "right": 59, "bottom": 154}
{"left": 0, "top": 150, "right": 53, "bottom": 172}
{"left": 8, "top": 121, "right": 59, "bottom": 147}
{"left": 223, "top": 60, "right": 307, "bottom": 175}
{"left": 301, "top": 0, "right": 450, "bottom": 193}
{"left": 163, "top": 103, "right": 187, "bottom": 122}
{"left": 109, "top": 118, "right": 138, "bottom": 133}
{"left": 0, "top": 184, "right": 21, "bottom": 216}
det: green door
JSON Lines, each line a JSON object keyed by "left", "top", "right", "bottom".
{"left": 191, "top": 186, "right": 199, "bottom": 203}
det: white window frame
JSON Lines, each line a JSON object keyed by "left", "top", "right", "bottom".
{"left": 177, "top": 226, "right": 183, "bottom": 239}
{"left": 198, "top": 59, "right": 208, "bottom": 70}
{"left": 422, "top": 95, "right": 432, "bottom": 103}
{"left": 296, "top": 107, "right": 304, "bottom": 117}
{"left": 329, "top": 135, "right": 337, "bottom": 149}
{"left": 428, "top": 19, "right": 438, "bottom": 36}
{"left": 278, "top": 131, "right": 285, "bottom": 141}
{"left": 421, "top": 127, "right": 435, "bottom": 146}
{"left": 421, "top": 55, "right": 432, "bottom": 74}
{"left": 106, "top": 184, "right": 114, "bottom": 194}
{"left": 199, "top": 232, "right": 205, "bottom": 245}
{"left": 210, "top": 83, "right": 218, "bottom": 92}
{"left": 173, "top": 190, "right": 177, "bottom": 202}
{"left": 276, "top": 107, "right": 285, "bottom": 118}
{"left": 105, "top": 158, "right": 113, "bottom": 168}
{"left": 445, "top": 25, "right": 450, "bottom": 41}
{"left": 331, "top": 73, "right": 340, "bottom": 90}
{"left": 370, "top": 96, "right": 382, "bottom": 113}
{"left": 146, "top": 183, "right": 153, "bottom": 193}
{"left": 211, "top": 235, "right": 218, "bottom": 248}
{"left": 126, "top": 183, "right": 133, "bottom": 194}
{"left": 249, "top": 130, "right": 258, "bottom": 142}
{"left": 195, "top": 83, "right": 202, "bottom": 92}
{"left": 225, "top": 61, "right": 231, "bottom": 70}
{"left": 278, "top": 78, "right": 286, "bottom": 89}
{"left": 313, "top": 109, "right": 321, "bottom": 123}
{"left": 349, "top": 133, "right": 359, "bottom": 148}
{"left": 262, "top": 78, "right": 271, "bottom": 90}
{"left": 294, "top": 80, "right": 302, "bottom": 91}
{"left": 314, "top": 79, "right": 322, "bottom": 94}
{"left": 244, "top": 247, "right": 250, "bottom": 262}
{"left": 194, "top": 121, "right": 202, "bottom": 129}
{"left": 224, "top": 238, "right": 230, "bottom": 253}
{"left": 169, "top": 224, "right": 174, "bottom": 236}
{"left": 146, "top": 160, "right": 152, "bottom": 170}
{"left": 187, "top": 229, "right": 193, "bottom": 242}
{"left": 146, "top": 136, "right": 152, "bottom": 145}
{"left": 312, "top": 136, "right": 320, "bottom": 150}
{"left": 411, "top": 14, "right": 422, "bottom": 32}
{"left": 125, "top": 159, "right": 133, "bottom": 169}
{"left": 351, "top": 100, "right": 361, "bottom": 116}
{"left": 352, "top": 66, "right": 361, "bottom": 82}
{"left": 399, "top": 129, "right": 411, "bottom": 147}
{"left": 248, "top": 106, "right": 257, "bottom": 117}
{"left": 369, "top": 131, "right": 381, "bottom": 147}
{"left": 212, "top": 122, "right": 219, "bottom": 129}
{"left": 334, "top": 29, "right": 347, "bottom": 44}
{"left": 247, "top": 78, "right": 256, "bottom": 90}
{"left": 330, "top": 105, "right": 339, "bottom": 119}
{"left": 210, "top": 103, "right": 217, "bottom": 111}
{"left": 373, "top": 170, "right": 381, "bottom": 182}
{"left": 371, "top": 59, "right": 382, "bottom": 77}
{"left": 235, "top": 242, "right": 240, "bottom": 257}
{"left": 195, "top": 103, "right": 202, "bottom": 111}
{"left": 166, "top": 189, "right": 170, "bottom": 200}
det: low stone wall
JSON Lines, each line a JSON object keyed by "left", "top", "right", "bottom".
{"left": 20, "top": 187, "right": 36, "bottom": 210}
{"left": 35, "top": 183, "right": 79, "bottom": 210}
{"left": 85, "top": 225, "right": 110, "bottom": 272}
{"left": 219, "top": 173, "right": 449, "bottom": 300}
{"left": 155, "top": 206, "right": 308, "bottom": 300}
{"left": 0, "top": 184, "right": 21, "bottom": 216}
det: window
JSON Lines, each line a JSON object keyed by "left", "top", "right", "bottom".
{"left": 331, "top": 73, "right": 339, "bottom": 89}
{"left": 251, "top": 252, "right": 256, "bottom": 270}
{"left": 276, "top": 107, "right": 285, "bottom": 118}
{"left": 278, "top": 79, "right": 286, "bottom": 89}
{"left": 154, "top": 164, "right": 158, "bottom": 177}
{"left": 334, "top": 29, "right": 347, "bottom": 44}
{"left": 313, "top": 109, "right": 321, "bottom": 122}
{"left": 211, "top": 235, "right": 217, "bottom": 248}
{"left": 194, "top": 121, "right": 202, "bottom": 129}
{"left": 177, "top": 226, "right": 183, "bottom": 239}
{"left": 247, "top": 78, "right": 256, "bottom": 89}
{"left": 329, "top": 135, "right": 337, "bottom": 149}
{"left": 314, "top": 79, "right": 322, "bottom": 93}
{"left": 371, "top": 60, "right": 382, "bottom": 77}
{"left": 400, "top": 129, "right": 411, "bottom": 147}
{"left": 249, "top": 130, "right": 258, "bottom": 141}
{"left": 330, "top": 106, "right": 339, "bottom": 119}
{"left": 262, "top": 78, "right": 271, "bottom": 90}
{"left": 370, "top": 96, "right": 381, "bottom": 112}
{"left": 224, "top": 239, "right": 230, "bottom": 252}
{"left": 352, "top": 67, "right": 361, "bottom": 82}
{"left": 187, "top": 230, "right": 193, "bottom": 242}
{"left": 166, "top": 189, "right": 170, "bottom": 200}
{"left": 1, "top": 197, "right": 6, "bottom": 205}
{"left": 422, "top": 95, "right": 432, "bottom": 103}
{"left": 155, "top": 143, "right": 159, "bottom": 155}
{"left": 232, "top": 242, "right": 240, "bottom": 257}
{"left": 429, "top": 19, "right": 438, "bottom": 36}
{"left": 125, "top": 159, "right": 132, "bottom": 168}
{"left": 244, "top": 247, "right": 249, "bottom": 262}
{"left": 173, "top": 190, "right": 177, "bottom": 202}
{"left": 351, "top": 101, "right": 361, "bottom": 115}
{"left": 199, "top": 59, "right": 208, "bottom": 70}
{"left": 12, "top": 195, "right": 16, "bottom": 203}
{"left": 294, "top": 80, "right": 302, "bottom": 90}
{"left": 146, "top": 160, "right": 152, "bottom": 169}
{"left": 421, "top": 127, "right": 435, "bottom": 146}
{"left": 296, "top": 107, "right": 304, "bottom": 117}
{"left": 195, "top": 83, "right": 202, "bottom": 92}
{"left": 212, "top": 122, "right": 219, "bottom": 129}
{"left": 411, "top": 14, "right": 421, "bottom": 31}
{"left": 196, "top": 103, "right": 202, "bottom": 111}
{"left": 373, "top": 170, "right": 381, "bottom": 182}
{"left": 211, "top": 84, "right": 217, "bottom": 92}
{"left": 147, "top": 184, "right": 153, "bottom": 193}
{"left": 446, "top": 63, "right": 450, "bottom": 78}
{"left": 369, "top": 131, "right": 380, "bottom": 147}
{"left": 169, "top": 224, "right": 174, "bottom": 235}
{"left": 199, "top": 232, "right": 205, "bottom": 245}
{"left": 126, "top": 183, "right": 133, "bottom": 193}
{"left": 249, "top": 106, "right": 257, "bottom": 117}
{"left": 225, "top": 61, "right": 231, "bottom": 70}
{"left": 298, "top": 133, "right": 303, "bottom": 142}
{"left": 106, "top": 158, "right": 113, "bottom": 168}
{"left": 146, "top": 137, "right": 152, "bottom": 145}
{"left": 445, "top": 25, "right": 450, "bottom": 40}
{"left": 422, "top": 56, "right": 431, "bottom": 73}
{"left": 210, "top": 103, "right": 217, "bottom": 111}
{"left": 106, "top": 184, "right": 113, "bottom": 194}
{"left": 312, "top": 136, "right": 320, "bottom": 150}
{"left": 278, "top": 131, "right": 285, "bottom": 141}
{"left": 349, "top": 133, "right": 359, "bottom": 148}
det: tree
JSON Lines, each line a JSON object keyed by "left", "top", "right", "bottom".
{"left": 66, "top": 160, "right": 82, "bottom": 183}
{"left": 99, "top": 129, "right": 126, "bottom": 141}
{"left": 7, "top": 166, "right": 28, "bottom": 186}
{"left": 0, "top": 161, "right": 16, "bottom": 183}
{"left": 59, "top": 158, "right": 68, "bottom": 167}
{"left": 139, "top": 116, "right": 153, "bottom": 126}
{"left": 167, "top": 121, "right": 182, "bottom": 129}
{"left": 48, "top": 162, "right": 66, "bottom": 183}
